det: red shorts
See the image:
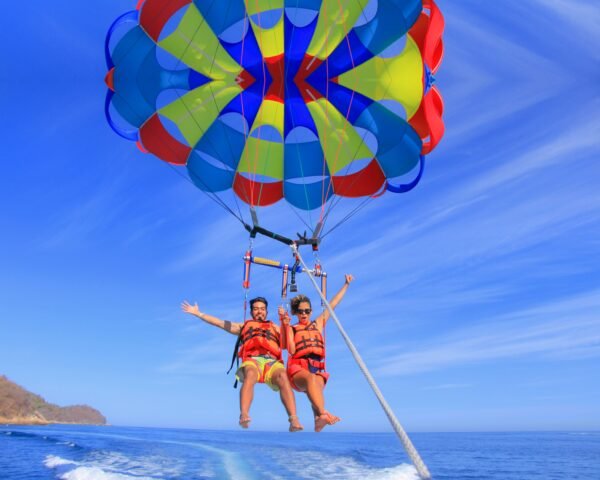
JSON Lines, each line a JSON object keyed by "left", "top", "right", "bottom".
{"left": 287, "top": 357, "right": 329, "bottom": 392}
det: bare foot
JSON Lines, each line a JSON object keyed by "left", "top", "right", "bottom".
{"left": 288, "top": 415, "right": 303, "bottom": 432}
{"left": 314, "top": 412, "right": 340, "bottom": 432}
{"left": 239, "top": 415, "right": 251, "bottom": 429}
{"left": 328, "top": 413, "right": 341, "bottom": 425}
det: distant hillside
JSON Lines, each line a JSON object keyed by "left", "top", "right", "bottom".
{"left": 0, "top": 375, "right": 106, "bottom": 425}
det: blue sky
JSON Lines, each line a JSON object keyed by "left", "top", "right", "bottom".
{"left": 1, "top": 0, "right": 599, "bottom": 433}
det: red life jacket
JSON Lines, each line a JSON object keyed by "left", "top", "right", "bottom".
{"left": 238, "top": 320, "right": 282, "bottom": 361}
{"left": 291, "top": 321, "right": 325, "bottom": 361}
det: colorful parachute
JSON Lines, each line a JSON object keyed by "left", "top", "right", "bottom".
{"left": 105, "top": 0, "right": 444, "bottom": 237}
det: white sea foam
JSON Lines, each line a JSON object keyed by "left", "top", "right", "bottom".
{"left": 302, "top": 459, "right": 419, "bottom": 480}
{"left": 58, "top": 441, "right": 77, "bottom": 447}
{"left": 93, "top": 451, "right": 183, "bottom": 477}
{"left": 57, "top": 466, "right": 151, "bottom": 480}
{"left": 44, "top": 455, "right": 78, "bottom": 468}
{"left": 355, "top": 464, "right": 420, "bottom": 480}
{"left": 43, "top": 452, "right": 174, "bottom": 480}
{"left": 273, "top": 449, "right": 420, "bottom": 480}
{"left": 180, "top": 441, "right": 253, "bottom": 480}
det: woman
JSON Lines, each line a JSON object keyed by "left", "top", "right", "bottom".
{"left": 279, "top": 274, "right": 354, "bottom": 432}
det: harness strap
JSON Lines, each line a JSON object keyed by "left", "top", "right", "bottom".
{"left": 227, "top": 333, "right": 243, "bottom": 375}
{"left": 242, "top": 326, "right": 280, "bottom": 344}
{"left": 296, "top": 337, "right": 325, "bottom": 351}
{"left": 306, "top": 356, "right": 326, "bottom": 371}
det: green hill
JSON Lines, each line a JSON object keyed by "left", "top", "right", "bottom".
{"left": 0, "top": 375, "right": 106, "bottom": 425}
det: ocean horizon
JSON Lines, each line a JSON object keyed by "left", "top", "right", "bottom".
{"left": 2, "top": 425, "right": 599, "bottom": 479}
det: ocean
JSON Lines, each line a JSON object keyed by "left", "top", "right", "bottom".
{"left": 1, "top": 425, "right": 599, "bottom": 479}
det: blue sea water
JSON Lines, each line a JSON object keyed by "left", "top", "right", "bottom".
{"left": 1, "top": 425, "right": 599, "bottom": 479}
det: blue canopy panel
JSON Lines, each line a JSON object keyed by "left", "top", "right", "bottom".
{"left": 219, "top": 18, "right": 266, "bottom": 85}
{"left": 110, "top": 25, "right": 207, "bottom": 129}
{"left": 187, "top": 113, "right": 250, "bottom": 193}
{"left": 313, "top": 30, "right": 374, "bottom": 80}
{"left": 188, "top": 113, "right": 248, "bottom": 188}
{"left": 319, "top": 80, "right": 373, "bottom": 124}
{"left": 284, "top": 0, "right": 322, "bottom": 23}
{"left": 285, "top": 88, "right": 318, "bottom": 139}
{"left": 284, "top": 127, "right": 326, "bottom": 178}
{"left": 284, "top": 178, "right": 332, "bottom": 210}
{"left": 354, "top": 0, "right": 422, "bottom": 56}
{"left": 105, "top": 9, "right": 139, "bottom": 70}
{"left": 222, "top": 86, "right": 264, "bottom": 133}
{"left": 188, "top": 70, "right": 212, "bottom": 90}
{"left": 187, "top": 150, "right": 236, "bottom": 193}
{"left": 111, "top": 26, "right": 162, "bottom": 127}
{"left": 284, "top": 126, "right": 331, "bottom": 210}
{"left": 192, "top": 0, "right": 246, "bottom": 39}
{"left": 284, "top": 8, "right": 318, "bottom": 78}
{"left": 283, "top": 11, "right": 319, "bottom": 137}
{"left": 355, "top": 102, "right": 422, "bottom": 178}
{"left": 192, "top": 0, "right": 267, "bottom": 92}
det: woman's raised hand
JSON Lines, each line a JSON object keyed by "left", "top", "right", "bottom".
{"left": 278, "top": 305, "right": 290, "bottom": 325}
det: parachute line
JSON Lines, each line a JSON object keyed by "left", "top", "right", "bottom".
{"left": 165, "top": 161, "right": 246, "bottom": 226}
{"left": 320, "top": 195, "right": 374, "bottom": 240}
{"left": 160, "top": 1, "right": 248, "bottom": 223}
{"left": 319, "top": 20, "right": 413, "bottom": 230}
{"left": 292, "top": 244, "right": 432, "bottom": 480}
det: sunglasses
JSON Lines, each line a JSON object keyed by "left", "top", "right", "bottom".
{"left": 296, "top": 308, "right": 312, "bottom": 315}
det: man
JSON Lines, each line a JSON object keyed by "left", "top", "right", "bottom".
{"left": 181, "top": 297, "right": 303, "bottom": 431}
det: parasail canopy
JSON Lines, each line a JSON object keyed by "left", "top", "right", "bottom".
{"left": 105, "top": 0, "right": 444, "bottom": 242}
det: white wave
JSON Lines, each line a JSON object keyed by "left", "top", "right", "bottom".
{"left": 273, "top": 449, "right": 420, "bottom": 480}
{"left": 44, "top": 455, "right": 78, "bottom": 468}
{"left": 90, "top": 451, "right": 183, "bottom": 477}
{"left": 43, "top": 452, "right": 172, "bottom": 480}
{"left": 58, "top": 441, "right": 77, "bottom": 447}
{"left": 57, "top": 466, "right": 153, "bottom": 480}
{"left": 165, "top": 440, "right": 252, "bottom": 479}
{"left": 358, "top": 464, "right": 420, "bottom": 480}
{"left": 301, "top": 460, "right": 418, "bottom": 480}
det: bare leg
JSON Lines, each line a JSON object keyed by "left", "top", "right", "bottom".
{"left": 271, "top": 369, "right": 303, "bottom": 432}
{"left": 239, "top": 366, "right": 258, "bottom": 428}
{"left": 292, "top": 371, "right": 340, "bottom": 432}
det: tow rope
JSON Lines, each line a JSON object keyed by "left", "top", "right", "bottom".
{"left": 292, "top": 244, "right": 432, "bottom": 480}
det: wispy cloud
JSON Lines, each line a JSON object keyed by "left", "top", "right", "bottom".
{"left": 423, "top": 383, "right": 472, "bottom": 391}
{"left": 39, "top": 180, "right": 129, "bottom": 249}
{"left": 158, "top": 339, "right": 234, "bottom": 376}
{"left": 438, "top": 3, "right": 576, "bottom": 148}
{"left": 458, "top": 111, "right": 600, "bottom": 201}
{"left": 374, "top": 288, "right": 600, "bottom": 376}
{"left": 326, "top": 102, "right": 600, "bottom": 292}
{"left": 532, "top": 0, "right": 600, "bottom": 51}
{"left": 164, "top": 215, "right": 243, "bottom": 273}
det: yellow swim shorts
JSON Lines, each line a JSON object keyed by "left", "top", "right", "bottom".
{"left": 236, "top": 355, "right": 285, "bottom": 391}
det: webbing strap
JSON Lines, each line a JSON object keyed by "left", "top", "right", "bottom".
{"left": 227, "top": 334, "right": 242, "bottom": 375}
{"left": 292, "top": 245, "right": 432, "bottom": 480}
